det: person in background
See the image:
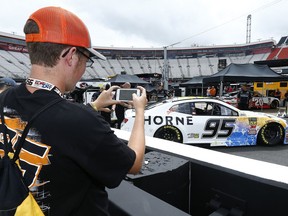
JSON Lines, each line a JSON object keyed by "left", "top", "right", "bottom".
{"left": 227, "top": 85, "right": 233, "bottom": 93}
{"left": 156, "top": 82, "right": 168, "bottom": 101}
{"left": 210, "top": 86, "right": 216, "bottom": 97}
{"left": 0, "top": 77, "right": 16, "bottom": 93}
{"left": 284, "top": 90, "right": 288, "bottom": 107}
{"left": 237, "top": 84, "right": 252, "bottom": 110}
{"left": 274, "top": 88, "right": 281, "bottom": 100}
{"left": 0, "top": 6, "right": 147, "bottom": 215}
{"left": 66, "top": 82, "right": 90, "bottom": 103}
{"left": 223, "top": 86, "right": 227, "bottom": 94}
{"left": 206, "top": 86, "right": 211, "bottom": 97}
{"left": 115, "top": 82, "right": 132, "bottom": 129}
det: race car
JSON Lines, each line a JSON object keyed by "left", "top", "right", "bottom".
{"left": 121, "top": 97, "right": 288, "bottom": 147}
{"left": 220, "top": 91, "right": 280, "bottom": 109}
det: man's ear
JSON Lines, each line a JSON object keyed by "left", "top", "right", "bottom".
{"left": 62, "top": 47, "right": 77, "bottom": 67}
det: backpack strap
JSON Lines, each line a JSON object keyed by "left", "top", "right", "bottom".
{"left": 0, "top": 90, "right": 9, "bottom": 155}
{"left": 0, "top": 92, "right": 63, "bottom": 161}
{"left": 13, "top": 97, "right": 63, "bottom": 161}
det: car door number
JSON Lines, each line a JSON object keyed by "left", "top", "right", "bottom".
{"left": 202, "top": 119, "right": 236, "bottom": 138}
{"left": 253, "top": 98, "right": 264, "bottom": 106}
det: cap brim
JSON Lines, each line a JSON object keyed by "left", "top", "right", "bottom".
{"left": 86, "top": 48, "right": 106, "bottom": 60}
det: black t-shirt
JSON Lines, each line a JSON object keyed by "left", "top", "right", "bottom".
{"left": 115, "top": 104, "right": 125, "bottom": 120}
{"left": 237, "top": 90, "right": 252, "bottom": 105}
{"left": 0, "top": 83, "right": 136, "bottom": 216}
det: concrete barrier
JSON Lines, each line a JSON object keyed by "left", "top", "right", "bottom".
{"left": 109, "top": 129, "right": 288, "bottom": 215}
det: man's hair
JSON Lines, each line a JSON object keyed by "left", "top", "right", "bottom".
{"left": 24, "top": 19, "right": 70, "bottom": 67}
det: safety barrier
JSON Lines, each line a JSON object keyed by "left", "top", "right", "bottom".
{"left": 108, "top": 129, "right": 288, "bottom": 216}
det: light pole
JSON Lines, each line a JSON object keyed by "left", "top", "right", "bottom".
{"left": 162, "top": 42, "right": 181, "bottom": 91}
{"left": 163, "top": 46, "right": 169, "bottom": 91}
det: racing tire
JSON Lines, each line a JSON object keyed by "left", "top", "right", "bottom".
{"left": 257, "top": 123, "right": 284, "bottom": 146}
{"left": 154, "top": 125, "right": 183, "bottom": 143}
{"left": 270, "top": 100, "right": 279, "bottom": 109}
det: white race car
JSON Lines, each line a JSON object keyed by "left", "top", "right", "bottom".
{"left": 220, "top": 91, "right": 280, "bottom": 109}
{"left": 121, "top": 97, "right": 288, "bottom": 147}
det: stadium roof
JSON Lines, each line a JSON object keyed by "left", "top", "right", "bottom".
{"left": 203, "top": 63, "right": 288, "bottom": 83}
{"left": 254, "top": 59, "right": 288, "bottom": 67}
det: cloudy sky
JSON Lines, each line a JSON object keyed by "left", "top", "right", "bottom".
{"left": 0, "top": 0, "right": 287, "bottom": 48}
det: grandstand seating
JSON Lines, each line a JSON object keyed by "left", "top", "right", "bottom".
{"left": 0, "top": 49, "right": 272, "bottom": 80}
{"left": 0, "top": 31, "right": 282, "bottom": 81}
{"left": 266, "top": 47, "right": 288, "bottom": 60}
{"left": 0, "top": 50, "right": 28, "bottom": 78}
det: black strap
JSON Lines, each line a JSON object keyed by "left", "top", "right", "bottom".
{"left": 0, "top": 93, "right": 63, "bottom": 161}
{"left": 0, "top": 90, "right": 10, "bottom": 154}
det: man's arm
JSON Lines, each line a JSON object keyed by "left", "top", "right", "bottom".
{"left": 127, "top": 86, "right": 147, "bottom": 174}
{"left": 91, "top": 85, "right": 147, "bottom": 174}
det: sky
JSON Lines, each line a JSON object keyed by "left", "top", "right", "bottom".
{"left": 0, "top": 0, "right": 287, "bottom": 48}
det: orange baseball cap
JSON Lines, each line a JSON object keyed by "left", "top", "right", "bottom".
{"left": 25, "top": 6, "right": 106, "bottom": 60}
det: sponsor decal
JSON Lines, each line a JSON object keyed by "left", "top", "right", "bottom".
{"left": 248, "top": 117, "right": 257, "bottom": 135}
{"left": 188, "top": 133, "right": 199, "bottom": 138}
{"left": 144, "top": 115, "right": 193, "bottom": 126}
{"left": 248, "top": 128, "right": 257, "bottom": 135}
{"left": 248, "top": 117, "right": 257, "bottom": 126}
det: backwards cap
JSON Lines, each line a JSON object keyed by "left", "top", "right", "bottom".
{"left": 25, "top": 6, "right": 106, "bottom": 60}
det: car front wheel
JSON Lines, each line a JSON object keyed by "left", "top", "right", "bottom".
{"left": 154, "top": 125, "right": 183, "bottom": 143}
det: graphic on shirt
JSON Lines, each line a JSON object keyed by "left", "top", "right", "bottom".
{"left": 0, "top": 115, "right": 51, "bottom": 214}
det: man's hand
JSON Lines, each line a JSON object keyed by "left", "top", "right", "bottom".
{"left": 132, "top": 86, "right": 147, "bottom": 113}
{"left": 90, "top": 85, "right": 120, "bottom": 112}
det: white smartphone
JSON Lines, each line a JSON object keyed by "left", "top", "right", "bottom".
{"left": 116, "top": 88, "right": 140, "bottom": 101}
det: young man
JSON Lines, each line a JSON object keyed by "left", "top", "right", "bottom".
{"left": 237, "top": 84, "right": 252, "bottom": 110}
{"left": 0, "top": 6, "right": 147, "bottom": 216}
{"left": 274, "top": 88, "right": 281, "bottom": 100}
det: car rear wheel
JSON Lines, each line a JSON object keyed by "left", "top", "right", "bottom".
{"left": 154, "top": 125, "right": 183, "bottom": 143}
{"left": 270, "top": 100, "right": 279, "bottom": 109}
{"left": 257, "top": 123, "right": 284, "bottom": 145}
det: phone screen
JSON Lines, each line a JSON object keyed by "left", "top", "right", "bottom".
{"left": 116, "top": 89, "right": 139, "bottom": 101}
